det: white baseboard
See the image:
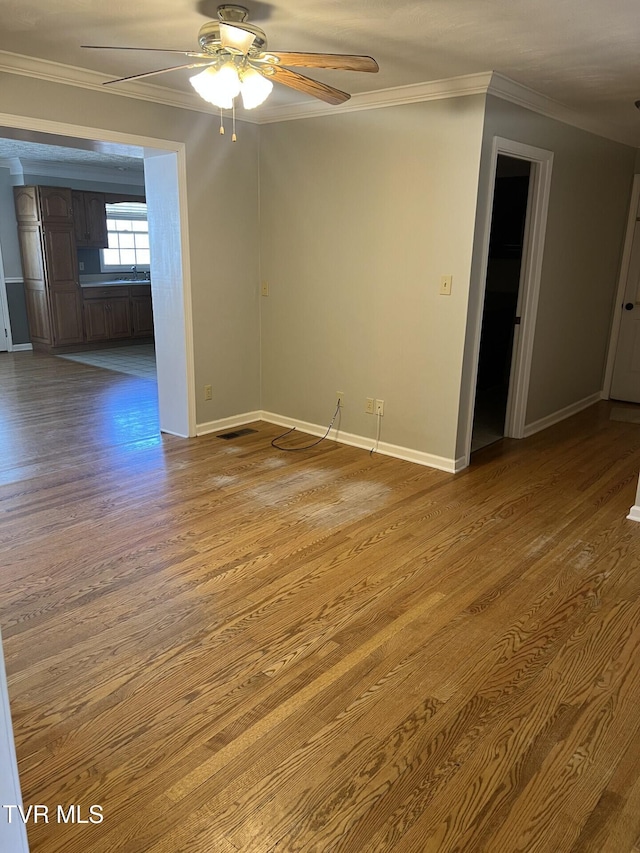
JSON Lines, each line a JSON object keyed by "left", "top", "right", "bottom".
{"left": 195, "top": 410, "right": 459, "bottom": 473}
{"left": 628, "top": 505, "right": 640, "bottom": 523}
{"left": 523, "top": 393, "right": 601, "bottom": 438}
{"left": 196, "top": 411, "right": 262, "bottom": 437}
{"left": 10, "top": 344, "right": 32, "bottom": 352}
{"left": 261, "top": 411, "right": 459, "bottom": 473}
{"left": 0, "top": 632, "right": 29, "bottom": 852}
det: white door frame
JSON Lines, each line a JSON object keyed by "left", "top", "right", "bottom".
{"left": 602, "top": 173, "right": 640, "bottom": 398}
{"left": 0, "top": 112, "right": 196, "bottom": 437}
{"left": 462, "top": 136, "right": 553, "bottom": 463}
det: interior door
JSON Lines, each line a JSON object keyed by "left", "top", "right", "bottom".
{"left": 610, "top": 218, "right": 640, "bottom": 403}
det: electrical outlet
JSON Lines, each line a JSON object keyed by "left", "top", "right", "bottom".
{"left": 440, "top": 275, "right": 453, "bottom": 296}
{"left": 204, "top": 384, "right": 212, "bottom": 401}
{"left": 336, "top": 391, "right": 345, "bottom": 407}
{"left": 365, "top": 398, "right": 375, "bottom": 415}
{"left": 261, "top": 281, "right": 269, "bottom": 296}
{"left": 375, "top": 399, "right": 385, "bottom": 416}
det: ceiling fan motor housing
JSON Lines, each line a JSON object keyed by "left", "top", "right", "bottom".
{"left": 217, "top": 4, "right": 249, "bottom": 23}
{"left": 198, "top": 5, "right": 267, "bottom": 55}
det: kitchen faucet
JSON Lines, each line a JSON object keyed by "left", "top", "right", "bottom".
{"left": 130, "top": 266, "right": 150, "bottom": 282}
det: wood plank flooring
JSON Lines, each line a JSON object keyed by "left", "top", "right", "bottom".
{"left": 1, "top": 349, "right": 640, "bottom": 852}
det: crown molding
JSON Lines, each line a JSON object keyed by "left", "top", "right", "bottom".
{"left": 0, "top": 49, "right": 490, "bottom": 125}
{"left": 0, "top": 49, "right": 259, "bottom": 125}
{"left": 487, "top": 72, "right": 636, "bottom": 147}
{"left": 0, "top": 50, "right": 636, "bottom": 145}
{"left": 256, "top": 72, "right": 494, "bottom": 123}
{"left": 0, "top": 157, "right": 23, "bottom": 176}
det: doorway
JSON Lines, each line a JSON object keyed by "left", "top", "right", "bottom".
{"left": 471, "top": 155, "right": 532, "bottom": 452}
{"left": 460, "top": 135, "right": 554, "bottom": 467}
{"left": 0, "top": 118, "right": 195, "bottom": 437}
{"left": 605, "top": 174, "right": 640, "bottom": 405}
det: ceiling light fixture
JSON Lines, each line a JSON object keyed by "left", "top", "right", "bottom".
{"left": 239, "top": 66, "right": 273, "bottom": 109}
{"left": 190, "top": 62, "right": 240, "bottom": 110}
{"left": 189, "top": 58, "right": 273, "bottom": 139}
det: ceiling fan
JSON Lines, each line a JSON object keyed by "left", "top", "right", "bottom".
{"left": 82, "top": 4, "right": 379, "bottom": 113}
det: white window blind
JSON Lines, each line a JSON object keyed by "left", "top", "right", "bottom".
{"left": 104, "top": 202, "right": 147, "bottom": 220}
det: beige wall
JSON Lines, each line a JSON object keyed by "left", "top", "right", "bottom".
{"left": 475, "top": 96, "right": 635, "bottom": 430}
{"left": 0, "top": 72, "right": 261, "bottom": 424}
{"left": 259, "top": 96, "right": 487, "bottom": 463}
{"left": 2, "top": 69, "right": 637, "bottom": 465}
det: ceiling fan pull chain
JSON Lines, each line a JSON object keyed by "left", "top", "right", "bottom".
{"left": 232, "top": 101, "right": 237, "bottom": 142}
{"left": 219, "top": 107, "right": 225, "bottom": 135}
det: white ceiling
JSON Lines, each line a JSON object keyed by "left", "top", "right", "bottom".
{"left": 1, "top": 0, "right": 640, "bottom": 148}
{"left": 0, "top": 132, "right": 144, "bottom": 171}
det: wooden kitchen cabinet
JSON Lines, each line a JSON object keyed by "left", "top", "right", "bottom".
{"left": 15, "top": 223, "right": 50, "bottom": 346}
{"left": 15, "top": 185, "right": 152, "bottom": 352}
{"left": 13, "top": 186, "right": 83, "bottom": 350}
{"left": 130, "top": 285, "right": 154, "bottom": 337}
{"left": 81, "top": 284, "right": 153, "bottom": 343}
{"left": 72, "top": 191, "right": 108, "bottom": 247}
{"left": 14, "top": 185, "right": 74, "bottom": 224}
{"left": 83, "top": 287, "right": 132, "bottom": 342}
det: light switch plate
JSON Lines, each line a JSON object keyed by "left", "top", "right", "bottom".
{"left": 440, "top": 275, "right": 453, "bottom": 295}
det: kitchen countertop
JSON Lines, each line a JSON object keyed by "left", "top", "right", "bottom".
{"left": 80, "top": 280, "right": 151, "bottom": 288}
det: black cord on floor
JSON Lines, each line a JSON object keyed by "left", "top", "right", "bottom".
{"left": 370, "top": 411, "right": 382, "bottom": 455}
{"left": 271, "top": 401, "right": 341, "bottom": 452}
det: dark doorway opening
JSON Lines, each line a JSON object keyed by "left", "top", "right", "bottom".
{"left": 471, "top": 155, "right": 532, "bottom": 453}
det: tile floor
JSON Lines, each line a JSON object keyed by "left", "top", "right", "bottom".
{"left": 58, "top": 344, "right": 156, "bottom": 380}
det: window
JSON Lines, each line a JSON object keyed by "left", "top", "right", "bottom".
{"left": 100, "top": 202, "right": 150, "bottom": 271}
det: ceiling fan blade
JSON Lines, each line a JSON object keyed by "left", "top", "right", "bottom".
{"left": 102, "top": 61, "right": 213, "bottom": 85}
{"left": 82, "top": 45, "right": 211, "bottom": 59}
{"left": 263, "top": 52, "right": 378, "bottom": 72}
{"left": 263, "top": 66, "right": 350, "bottom": 105}
{"left": 219, "top": 22, "right": 256, "bottom": 55}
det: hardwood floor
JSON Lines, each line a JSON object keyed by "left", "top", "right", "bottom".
{"left": 1, "top": 349, "right": 640, "bottom": 852}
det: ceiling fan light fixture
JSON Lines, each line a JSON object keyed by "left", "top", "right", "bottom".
{"left": 189, "top": 62, "right": 240, "bottom": 109}
{"left": 219, "top": 22, "right": 256, "bottom": 55}
{"left": 88, "top": 5, "right": 378, "bottom": 138}
{"left": 240, "top": 66, "right": 273, "bottom": 109}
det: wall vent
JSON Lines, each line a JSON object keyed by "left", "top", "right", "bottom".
{"left": 216, "top": 428, "right": 258, "bottom": 440}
